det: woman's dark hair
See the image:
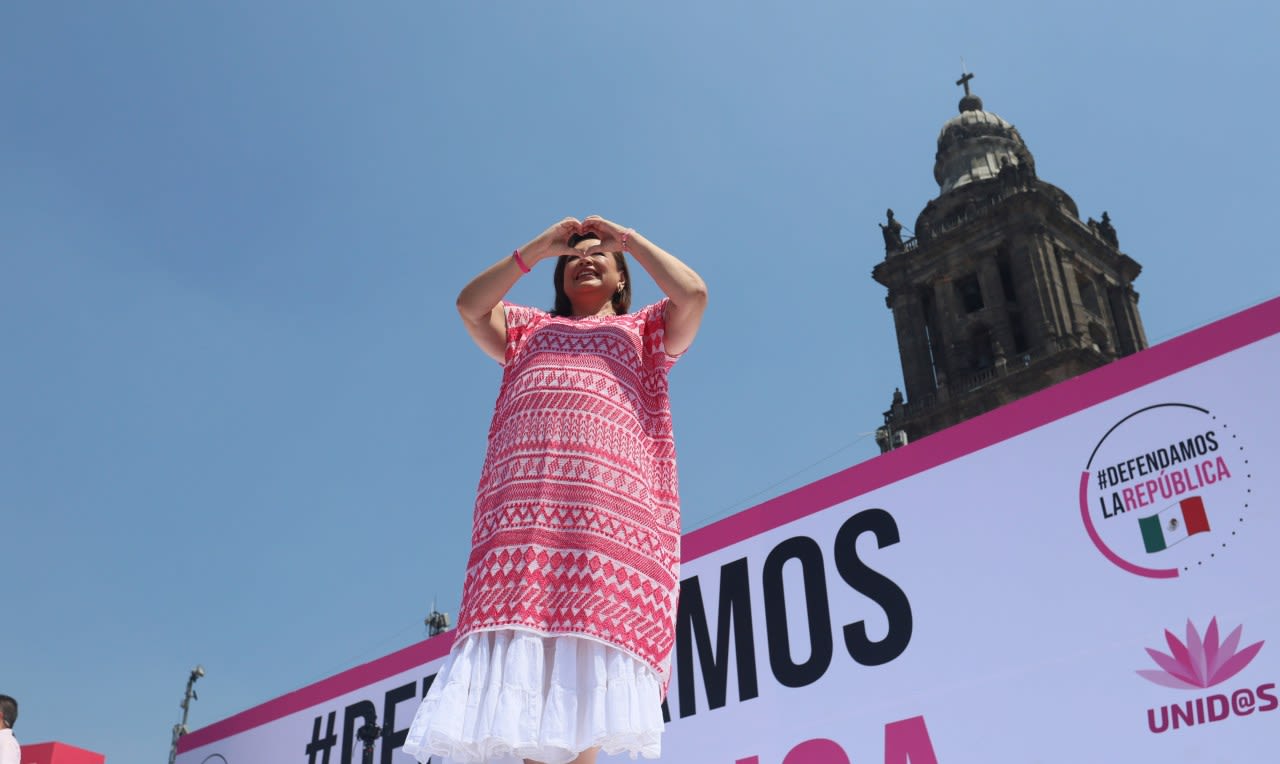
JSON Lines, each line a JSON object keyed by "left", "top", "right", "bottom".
{"left": 0, "top": 695, "right": 17, "bottom": 729}
{"left": 551, "top": 233, "right": 632, "bottom": 317}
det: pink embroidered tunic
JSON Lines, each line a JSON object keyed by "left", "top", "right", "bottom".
{"left": 454, "top": 299, "right": 682, "bottom": 683}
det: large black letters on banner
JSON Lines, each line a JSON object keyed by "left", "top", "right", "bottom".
{"left": 380, "top": 682, "right": 416, "bottom": 764}
{"left": 671, "top": 509, "right": 912, "bottom": 720}
{"left": 675, "top": 557, "right": 759, "bottom": 717}
{"left": 834, "top": 508, "right": 913, "bottom": 666}
{"left": 762, "top": 536, "right": 834, "bottom": 688}
{"left": 305, "top": 711, "right": 338, "bottom": 764}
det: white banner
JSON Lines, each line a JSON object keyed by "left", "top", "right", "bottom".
{"left": 178, "top": 298, "right": 1280, "bottom": 764}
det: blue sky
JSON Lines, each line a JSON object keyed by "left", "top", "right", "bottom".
{"left": 3, "top": 2, "right": 1278, "bottom": 761}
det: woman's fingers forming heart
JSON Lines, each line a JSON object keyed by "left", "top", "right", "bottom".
{"left": 579, "top": 216, "right": 622, "bottom": 244}
{"left": 547, "top": 216, "right": 623, "bottom": 249}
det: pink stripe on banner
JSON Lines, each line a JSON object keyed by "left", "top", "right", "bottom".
{"left": 682, "top": 295, "right": 1280, "bottom": 561}
{"left": 177, "top": 633, "right": 454, "bottom": 753}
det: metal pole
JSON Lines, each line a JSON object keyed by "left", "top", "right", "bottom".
{"left": 168, "top": 665, "right": 204, "bottom": 764}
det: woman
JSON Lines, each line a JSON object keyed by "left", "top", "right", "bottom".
{"left": 403, "top": 216, "right": 708, "bottom": 764}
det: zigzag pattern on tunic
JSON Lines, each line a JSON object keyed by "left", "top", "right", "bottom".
{"left": 455, "top": 301, "right": 682, "bottom": 683}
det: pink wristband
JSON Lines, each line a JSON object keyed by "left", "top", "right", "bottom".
{"left": 512, "top": 249, "right": 531, "bottom": 274}
{"left": 621, "top": 228, "right": 634, "bottom": 253}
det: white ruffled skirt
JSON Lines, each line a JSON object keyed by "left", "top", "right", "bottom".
{"left": 401, "top": 629, "right": 665, "bottom": 764}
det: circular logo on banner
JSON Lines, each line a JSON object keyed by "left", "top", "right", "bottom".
{"left": 1079, "top": 403, "right": 1252, "bottom": 578}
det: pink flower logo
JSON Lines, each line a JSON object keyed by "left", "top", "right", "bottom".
{"left": 1137, "top": 618, "right": 1265, "bottom": 689}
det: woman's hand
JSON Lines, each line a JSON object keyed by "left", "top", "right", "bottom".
{"left": 580, "top": 215, "right": 630, "bottom": 254}
{"left": 522, "top": 217, "right": 583, "bottom": 265}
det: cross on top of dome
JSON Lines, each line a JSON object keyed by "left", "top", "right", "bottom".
{"left": 956, "top": 70, "right": 984, "bottom": 112}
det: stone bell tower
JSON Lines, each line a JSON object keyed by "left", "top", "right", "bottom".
{"left": 872, "top": 73, "right": 1147, "bottom": 452}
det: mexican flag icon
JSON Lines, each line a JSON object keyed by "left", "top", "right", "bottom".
{"left": 1139, "top": 496, "right": 1210, "bottom": 553}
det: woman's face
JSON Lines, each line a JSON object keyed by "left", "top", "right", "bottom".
{"left": 561, "top": 237, "right": 624, "bottom": 311}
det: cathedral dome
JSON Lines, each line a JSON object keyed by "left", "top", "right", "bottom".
{"left": 933, "top": 100, "right": 1034, "bottom": 194}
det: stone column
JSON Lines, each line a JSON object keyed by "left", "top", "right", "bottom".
{"left": 931, "top": 277, "right": 961, "bottom": 383}
{"left": 891, "top": 290, "right": 938, "bottom": 400}
{"left": 977, "top": 257, "right": 1017, "bottom": 358}
{"left": 1107, "top": 284, "right": 1148, "bottom": 355}
{"left": 1013, "top": 229, "right": 1067, "bottom": 352}
{"left": 977, "top": 257, "right": 1006, "bottom": 310}
{"left": 1054, "top": 254, "right": 1089, "bottom": 342}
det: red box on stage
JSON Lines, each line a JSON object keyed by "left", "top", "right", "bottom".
{"left": 18, "top": 741, "right": 105, "bottom": 764}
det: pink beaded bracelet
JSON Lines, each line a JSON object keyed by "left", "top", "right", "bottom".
{"left": 621, "top": 228, "right": 634, "bottom": 253}
{"left": 512, "top": 249, "right": 531, "bottom": 274}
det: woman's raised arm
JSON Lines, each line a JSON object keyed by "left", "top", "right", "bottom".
{"left": 456, "top": 217, "right": 580, "bottom": 363}
{"left": 581, "top": 215, "right": 708, "bottom": 356}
